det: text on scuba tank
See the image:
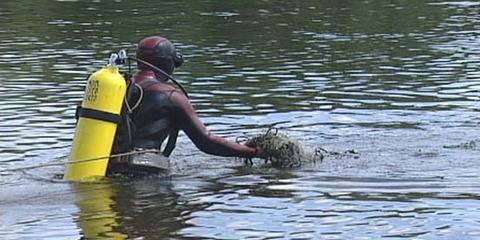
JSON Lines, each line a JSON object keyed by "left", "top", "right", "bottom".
{"left": 85, "top": 79, "right": 99, "bottom": 102}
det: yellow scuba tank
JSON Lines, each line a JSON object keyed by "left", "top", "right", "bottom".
{"left": 65, "top": 53, "right": 127, "bottom": 181}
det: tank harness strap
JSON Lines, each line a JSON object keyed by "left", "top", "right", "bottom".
{"left": 76, "top": 105, "right": 122, "bottom": 124}
{"left": 162, "top": 128, "right": 178, "bottom": 157}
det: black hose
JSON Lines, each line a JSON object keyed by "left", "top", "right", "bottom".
{"left": 127, "top": 56, "right": 190, "bottom": 98}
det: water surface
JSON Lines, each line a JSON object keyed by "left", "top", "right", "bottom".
{"left": 1, "top": 0, "right": 480, "bottom": 239}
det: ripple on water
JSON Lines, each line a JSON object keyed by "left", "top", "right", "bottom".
{"left": 175, "top": 172, "right": 480, "bottom": 239}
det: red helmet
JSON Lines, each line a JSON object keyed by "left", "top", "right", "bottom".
{"left": 136, "top": 36, "right": 183, "bottom": 74}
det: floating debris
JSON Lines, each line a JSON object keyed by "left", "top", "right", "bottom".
{"left": 321, "top": 148, "right": 360, "bottom": 159}
{"left": 443, "top": 139, "right": 480, "bottom": 150}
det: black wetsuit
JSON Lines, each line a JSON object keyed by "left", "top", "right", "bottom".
{"left": 110, "top": 69, "right": 257, "bottom": 170}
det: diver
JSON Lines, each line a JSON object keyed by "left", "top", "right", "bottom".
{"left": 108, "top": 36, "right": 264, "bottom": 175}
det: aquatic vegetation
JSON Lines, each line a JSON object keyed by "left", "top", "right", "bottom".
{"left": 243, "top": 128, "right": 315, "bottom": 168}
{"left": 241, "top": 128, "right": 360, "bottom": 168}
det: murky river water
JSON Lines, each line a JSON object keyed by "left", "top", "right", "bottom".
{"left": 1, "top": 0, "right": 480, "bottom": 239}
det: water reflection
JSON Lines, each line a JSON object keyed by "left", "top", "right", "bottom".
{"left": 73, "top": 182, "right": 127, "bottom": 239}
{"left": 72, "top": 177, "right": 201, "bottom": 239}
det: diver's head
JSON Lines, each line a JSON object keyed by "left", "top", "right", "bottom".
{"left": 136, "top": 36, "right": 183, "bottom": 75}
